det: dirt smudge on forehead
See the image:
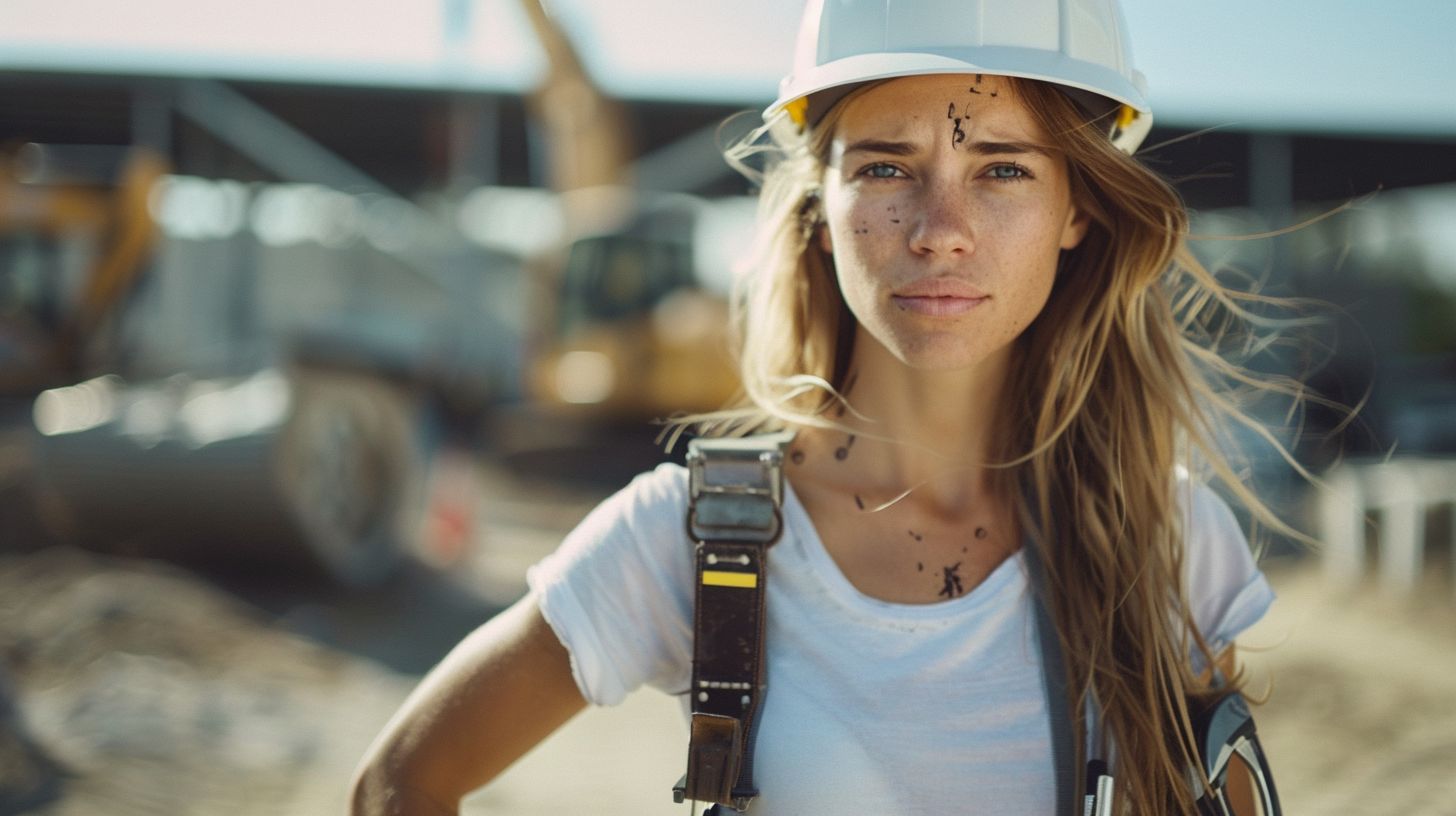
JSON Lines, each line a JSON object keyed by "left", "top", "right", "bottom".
{"left": 946, "top": 100, "right": 968, "bottom": 147}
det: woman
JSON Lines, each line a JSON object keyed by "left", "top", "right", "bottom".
{"left": 353, "top": 1, "right": 1286, "bottom": 813}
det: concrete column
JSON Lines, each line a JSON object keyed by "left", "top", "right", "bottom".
{"left": 1367, "top": 461, "right": 1425, "bottom": 594}
{"left": 1319, "top": 465, "right": 1366, "bottom": 587}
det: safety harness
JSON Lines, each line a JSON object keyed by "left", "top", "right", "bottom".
{"left": 671, "top": 433, "right": 1280, "bottom": 815}
{"left": 671, "top": 431, "right": 793, "bottom": 811}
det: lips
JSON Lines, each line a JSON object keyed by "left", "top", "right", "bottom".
{"left": 891, "top": 277, "right": 989, "bottom": 316}
{"left": 894, "top": 277, "right": 989, "bottom": 299}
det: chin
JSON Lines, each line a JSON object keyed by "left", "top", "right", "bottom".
{"left": 883, "top": 332, "right": 1006, "bottom": 373}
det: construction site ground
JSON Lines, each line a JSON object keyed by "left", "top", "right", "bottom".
{"left": 2, "top": 457, "right": 1454, "bottom": 815}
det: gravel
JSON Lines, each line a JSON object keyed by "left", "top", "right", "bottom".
{"left": 2, "top": 544, "right": 1453, "bottom": 815}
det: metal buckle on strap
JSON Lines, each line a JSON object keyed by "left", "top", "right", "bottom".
{"left": 686, "top": 432, "right": 794, "bottom": 544}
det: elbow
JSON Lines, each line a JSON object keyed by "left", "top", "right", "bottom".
{"left": 350, "top": 752, "right": 460, "bottom": 816}
{"left": 349, "top": 759, "right": 389, "bottom": 816}
{"left": 349, "top": 758, "right": 400, "bottom": 816}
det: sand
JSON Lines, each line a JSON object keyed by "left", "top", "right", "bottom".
{"left": 1, "top": 546, "right": 1452, "bottom": 814}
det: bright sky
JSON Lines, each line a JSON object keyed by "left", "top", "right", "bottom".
{"left": 2, "top": 0, "right": 1453, "bottom": 136}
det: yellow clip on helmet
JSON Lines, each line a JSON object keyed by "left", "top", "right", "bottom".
{"left": 768, "top": 0, "right": 1154, "bottom": 154}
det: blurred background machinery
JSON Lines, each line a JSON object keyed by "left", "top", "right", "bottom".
{"left": 0, "top": 124, "right": 487, "bottom": 585}
{"left": 511, "top": 0, "right": 739, "bottom": 427}
{"left": 0, "top": 0, "right": 751, "bottom": 585}
{"left": 1, "top": 0, "right": 1455, "bottom": 587}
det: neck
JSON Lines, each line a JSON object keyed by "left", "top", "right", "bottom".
{"left": 822, "top": 328, "right": 1014, "bottom": 508}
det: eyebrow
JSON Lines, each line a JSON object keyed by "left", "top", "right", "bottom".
{"left": 841, "top": 138, "right": 1053, "bottom": 158}
{"left": 971, "top": 140, "right": 1053, "bottom": 158}
{"left": 842, "top": 139, "right": 918, "bottom": 157}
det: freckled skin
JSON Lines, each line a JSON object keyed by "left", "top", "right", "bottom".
{"left": 819, "top": 74, "right": 1089, "bottom": 373}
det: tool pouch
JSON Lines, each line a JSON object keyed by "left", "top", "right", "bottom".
{"left": 682, "top": 713, "right": 743, "bottom": 805}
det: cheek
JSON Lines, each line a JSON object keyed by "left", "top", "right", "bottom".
{"left": 985, "top": 205, "right": 1067, "bottom": 315}
{"left": 834, "top": 196, "right": 910, "bottom": 253}
{"left": 826, "top": 210, "right": 891, "bottom": 319}
{"left": 1001, "top": 200, "right": 1076, "bottom": 258}
{"left": 825, "top": 196, "right": 885, "bottom": 266}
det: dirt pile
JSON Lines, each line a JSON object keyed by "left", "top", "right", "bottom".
{"left": 2, "top": 542, "right": 1453, "bottom": 815}
{"left": 1242, "top": 565, "right": 1456, "bottom": 815}
{"left": 0, "top": 548, "right": 412, "bottom": 816}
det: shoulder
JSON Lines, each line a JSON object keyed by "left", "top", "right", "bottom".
{"left": 529, "top": 462, "right": 693, "bottom": 628}
{"left": 1174, "top": 472, "right": 1275, "bottom": 650}
{"left": 1177, "top": 475, "right": 1244, "bottom": 551}
{"left": 1175, "top": 471, "right": 1252, "bottom": 580}
{"left": 527, "top": 463, "right": 697, "bottom": 705}
{"left": 615, "top": 462, "right": 690, "bottom": 531}
{"left": 552, "top": 462, "right": 690, "bottom": 555}
{"left": 632, "top": 462, "right": 690, "bottom": 505}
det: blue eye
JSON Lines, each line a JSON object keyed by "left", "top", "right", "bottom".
{"left": 861, "top": 163, "right": 903, "bottom": 179}
{"left": 987, "top": 164, "right": 1029, "bottom": 181}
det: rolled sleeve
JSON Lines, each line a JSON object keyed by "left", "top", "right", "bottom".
{"left": 1181, "top": 481, "right": 1276, "bottom": 659}
{"left": 527, "top": 464, "right": 695, "bottom": 706}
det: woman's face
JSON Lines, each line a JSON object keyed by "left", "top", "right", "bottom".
{"left": 820, "top": 74, "right": 1088, "bottom": 372}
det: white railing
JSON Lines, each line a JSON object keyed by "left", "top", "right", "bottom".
{"left": 1317, "top": 458, "right": 1456, "bottom": 594}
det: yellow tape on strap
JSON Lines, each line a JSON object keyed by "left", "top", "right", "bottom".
{"left": 702, "top": 570, "right": 758, "bottom": 589}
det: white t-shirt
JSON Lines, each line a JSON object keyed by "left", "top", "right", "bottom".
{"left": 527, "top": 464, "right": 1275, "bottom": 814}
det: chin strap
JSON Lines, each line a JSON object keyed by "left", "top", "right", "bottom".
{"left": 672, "top": 432, "right": 794, "bottom": 813}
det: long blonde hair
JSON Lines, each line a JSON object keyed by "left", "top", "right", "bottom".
{"left": 685, "top": 77, "right": 1306, "bottom": 812}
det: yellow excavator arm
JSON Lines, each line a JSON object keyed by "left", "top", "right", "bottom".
{"left": 0, "top": 144, "right": 169, "bottom": 389}
{"left": 512, "top": 1, "right": 739, "bottom": 420}
{"left": 516, "top": 0, "right": 633, "bottom": 196}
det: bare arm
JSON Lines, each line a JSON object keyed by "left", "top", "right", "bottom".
{"left": 351, "top": 594, "right": 588, "bottom": 815}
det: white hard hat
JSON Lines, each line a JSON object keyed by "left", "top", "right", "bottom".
{"left": 768, "top": 0, "right": 1153, "bottom": 154}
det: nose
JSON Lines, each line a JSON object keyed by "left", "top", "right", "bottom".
{"left": 908, "top": 179, "right": 975, "bottom": 257}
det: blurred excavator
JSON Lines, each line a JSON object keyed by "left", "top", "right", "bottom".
{"left": 514, "top": 0, "right": 740, "bottom": 422}
{"left": 0, "top": 1, "right": 741, "bottom": 583}
{"left": 0, "top": 143, "right": 167, "bottom": 394}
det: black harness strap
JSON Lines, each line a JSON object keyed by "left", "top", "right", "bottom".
{"left": 1023, "top": 537, "right": 1080, "bottom": 814}
{"left": 672, "top": 432, "right": 793, "bottom": 813}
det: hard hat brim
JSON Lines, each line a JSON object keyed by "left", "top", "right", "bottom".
{"left": 766, "top": 48, "right": 1153, "bottom": 153}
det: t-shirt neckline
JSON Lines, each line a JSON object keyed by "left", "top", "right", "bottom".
{"left": 781, "top": 476, "right": 1026, "bottom": 621}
